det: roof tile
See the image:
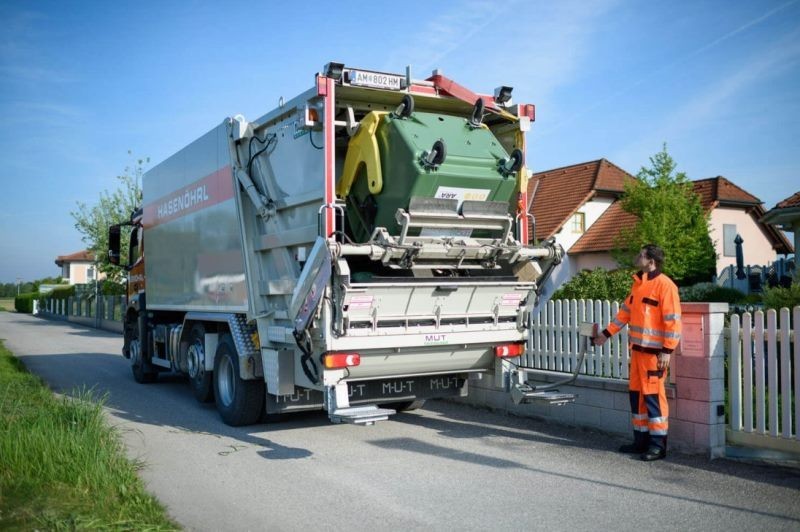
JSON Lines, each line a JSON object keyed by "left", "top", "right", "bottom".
{"left": 569, "top": 202, "right": 638, "bottom": 253}
{"left": 775, "top": 191, "right": 800, "bottom": 209}
{"left": 55, "top": 250, "right": 95, "bottom": 265}
{"left": 527, "top": 159, "right": 634, "bottom": 239}
{"left": 692, "top": 177, "right": 761, "bottom": 209}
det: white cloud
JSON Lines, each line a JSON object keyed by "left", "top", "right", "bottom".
{"left": 614, "top": 31, "right": 800, "bottom": 163}
{"left": 539, "top": 0, "right": 800, "bottom": 140}
{"left": 381, "top": 0, "right": 619, "bottom": 102}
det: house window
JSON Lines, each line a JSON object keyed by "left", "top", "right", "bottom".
{"left": 87, "top": 266, "right": 95, "bottom": 281}
{"left": 723, "top": 224, "right": 738, "bottom": 257}
{"left": 64, "top": 264, "right": 70, "bottom": 279}
{"left": 571, "top": 212, "right": 586, "bottom": 234}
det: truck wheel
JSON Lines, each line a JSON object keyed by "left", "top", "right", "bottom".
{"left": 213, "top": 335, "right": 264, "bottom": 426}
{"left": 187, "top": 324, "right": 214, "bottom": 403}
{"left": 129, "top": 316, "right": 157, "bottom": 384}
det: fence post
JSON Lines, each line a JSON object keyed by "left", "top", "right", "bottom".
{"left": 671, "top": 302, "right": 729, "bottom": 458}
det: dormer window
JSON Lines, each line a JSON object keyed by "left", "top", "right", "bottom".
{"left": 571, "top": 212, "right": 586, "bottom": 234}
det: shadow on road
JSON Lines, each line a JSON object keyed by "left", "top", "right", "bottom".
{"left": 403, "top": 400, "right": 800, "bottom": 491}
{"left": 15, "top": 351, "right": 317, "bottom": 461}
{"left": 367, "top": 433, "right": 800, "bottom": 525}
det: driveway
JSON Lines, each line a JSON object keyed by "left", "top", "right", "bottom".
{"left": 1, "top": 312, "right": 798, "bottom": 531}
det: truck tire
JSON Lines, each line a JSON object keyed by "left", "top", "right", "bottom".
{"left": 129, "top": 314, "right": 157, "bottom": 384}
{"left": 187, "top": 324, "right": 214, "bottom": 403}
{"left": 213, "top": 334, "right": 264, "bottom": 426}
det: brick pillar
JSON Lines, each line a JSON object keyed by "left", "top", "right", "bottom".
{"left": 671, "top": 302, "right": 729, "bottom": 458}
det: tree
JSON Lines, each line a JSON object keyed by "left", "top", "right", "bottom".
{"left": 612, "top": 145, "right": 716, "bottom": 285}
{"left": 70, "top": 154, "right": 147, "bottom": 283}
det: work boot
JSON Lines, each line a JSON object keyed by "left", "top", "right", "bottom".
{"left": 618, "top": 442, "right": 647, "bottom": 454}
{"left": 618, "top": 430, "right": 648, "bottom": 454}
{"left": 641, "top": 446, "right": 667, "bottom": 461}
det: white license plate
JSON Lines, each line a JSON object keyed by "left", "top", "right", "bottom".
{"left": 347, "top": 69, "right": 403, "bottom": 90}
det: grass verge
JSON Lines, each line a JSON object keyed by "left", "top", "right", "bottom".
{"left": 0, "top": 341, "right": 177, "bottom": 530}
{"left": 0, "top": 298, "right": 13, "bottom": 311}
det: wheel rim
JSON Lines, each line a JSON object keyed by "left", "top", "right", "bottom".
{"left": 187, "top": 342, "right": 204, "bottom": 379}
{"left": 218, "top": 355, "right": 235, "bottom": 407}
{"left": 130, "top": 339, "right": 141, "bottom": 366}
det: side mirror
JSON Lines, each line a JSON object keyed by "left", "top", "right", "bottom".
{"left": 108, "top": 225, "right": 121, "bottom": 266}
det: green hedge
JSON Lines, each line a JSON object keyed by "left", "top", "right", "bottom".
{"left": 14, "top": 293, "right": 40, "bottom": 313}
{"left": 47, "top": 285, "right": 76, "bottom": 300}
{"left": 552, "top": 268, "right": 633, "bottom": 302}
{"left": 679, "top": 282, "right": 747, "bottom": 304}
{"left": 101, "top": 281, "right": 126, "bottom": 296}
{"left": 762, "top": 283, "right": 800, "bottom": 311}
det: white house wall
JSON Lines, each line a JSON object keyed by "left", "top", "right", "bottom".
{"left": 709, "top": 207, "right": 780, "bottom": 270}
{"left": 554, "top": 197, "right": 614, "bottom": 252}
{"left": 62, "top": 261, "right": 106, "bottom": 285}
{"left": 575, "top": 252, "right": 619, "bottom": 272}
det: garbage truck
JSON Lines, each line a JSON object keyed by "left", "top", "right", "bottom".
{"left": 108, "top": 62, "right": 567, "bottom": 426}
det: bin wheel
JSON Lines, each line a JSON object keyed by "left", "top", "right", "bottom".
{"left": 395, "top": 94, "right": 414, "bottom": 118}
{"left": 427, "top": 139, "right": 446, "bottom": 167}
{"left": 469, "top": 98, "right": 485, "bottom": 127}
{"left": 506, "top": 148, "right": 524, "bottom": 174}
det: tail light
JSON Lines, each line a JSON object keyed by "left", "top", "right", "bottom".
{"left": 519, "top": 104, "right": 535, "bottom": 121}
{"left": 323, "top": 352, "right": 361, "bottom": 369}
{"left": 494, "top": 343, "right": 525, "bottom": 358}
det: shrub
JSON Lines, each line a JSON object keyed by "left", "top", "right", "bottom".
{"left": 101, "top": 281, "right": 126, "bottom": 296}
{"left": 552, "top": 268, "right": 633, "bottom": 302}
{"left": 48, "top": 285, "right": 76, "bottom": 300}
{"left": 679, "top": 282, "right": 746, "bottom": 303}
{"left": 762, "top": 283, "right": 800, "bottom": 311}
{"left": 14, "top": 292, "right": 40, "bottom": 313}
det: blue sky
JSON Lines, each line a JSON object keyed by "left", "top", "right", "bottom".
{"left": 1, "top": 0, "right": 799, "bottom": 282}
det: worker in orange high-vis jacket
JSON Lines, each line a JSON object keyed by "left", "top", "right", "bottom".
{"left": 594, "top": 244, "right": 681, "bottom": 461}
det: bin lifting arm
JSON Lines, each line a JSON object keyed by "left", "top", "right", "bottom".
{"left": 337, "top": 111, "right": 388, "bottom": 197}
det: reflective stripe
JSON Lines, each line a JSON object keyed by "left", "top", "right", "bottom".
{"left": 621, "top": 303, "right": 630, "bottom": 313}
{"left": 631, "top": 337, "right": 664, "bottom": 349}
{"left": 664, "top": 313, "right": 681, "bottom": 322}
{"left": 649, "top": 429, "right": 668, "bottom": 436}
{"left": 629, "top": 325, "right": 681, "bottom": 339}
{"left": 649, "top": 416, "right": 667, "bottom": 423}
{"left": 634, "top": 426, "right": 650, "bottom": 432}
{"left": 612, "top": 318, "right": 626, "bottom": 329}
{"left": 633, "top": 414, "right": 648, "bottom": 420}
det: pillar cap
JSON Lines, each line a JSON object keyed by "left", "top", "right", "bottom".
{"left": 681, "top": 302, "right": 729, "bottom": 314}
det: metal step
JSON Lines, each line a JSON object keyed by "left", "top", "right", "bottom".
{"left": 511, "top": 384, "right": 576, "bottom": 406}
{"left": 330, "top": 405, "right": 396, "bottom": 425}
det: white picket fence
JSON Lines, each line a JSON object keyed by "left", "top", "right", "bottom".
{"left": 728, "top": 307, "right": 799, "bottom": 444}
{"left": 525, "top": 299, "right": 631, "bottom": 380}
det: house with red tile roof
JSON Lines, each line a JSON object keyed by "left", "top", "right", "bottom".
{"left": 55, "top": 250, "right": 105, "bottom": 285}
{"left": 761, "top": 190, "right": 800, "bottom": 261}
{"left": 527, "top": 161, "right": 793, "bottom": 282}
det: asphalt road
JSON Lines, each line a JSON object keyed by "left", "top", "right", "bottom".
{"left": 1, "top": 311, "right": 799, "bottom": 531}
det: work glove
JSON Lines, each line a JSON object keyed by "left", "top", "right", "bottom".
{"left": 593, "top": 334, "right": 607, "bottom": 347}
{"left": 657, "top": 353, "right": 670, "bottom": 371}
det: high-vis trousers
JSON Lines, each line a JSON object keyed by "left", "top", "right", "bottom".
{"left": 629, "top": 348, "right": 669, "bottom": 451}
